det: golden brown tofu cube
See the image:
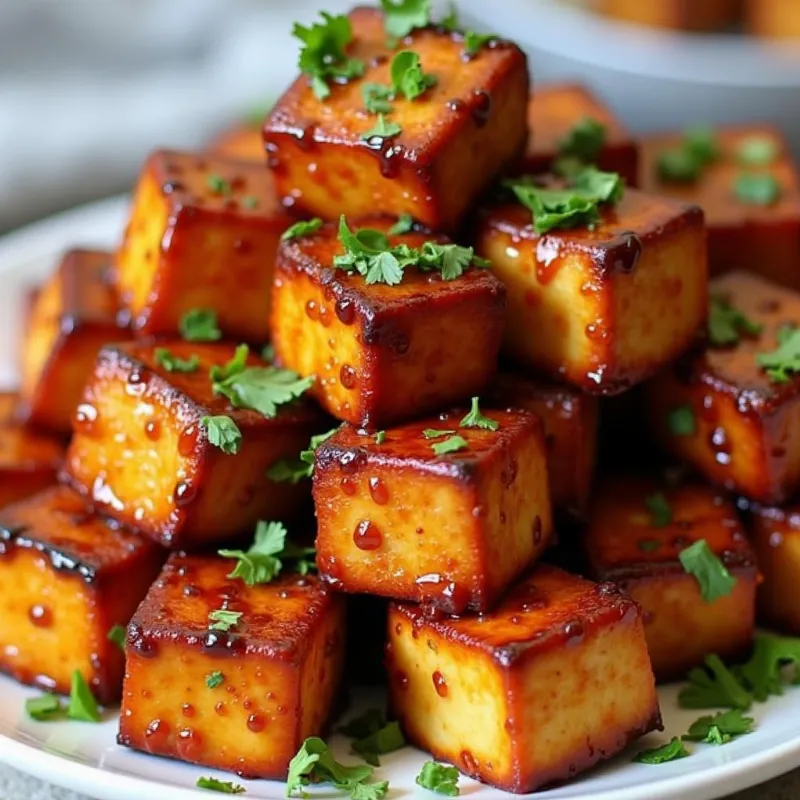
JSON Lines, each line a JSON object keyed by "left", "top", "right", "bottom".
{"left": 20, "top": 249, "right": 130, "bottom": 434}
{"left": 523, "top": 84, "right": 639, "bottom": 187}
{"left": 387, "top": 565, "right": 660, "bottom": 793}
{"left": 0, "top": 393, "right": 63, "bottom": 508}
{"left": 115, "top": 149, "right": 293, "bottom": 340}
{"left": 264, "top": 7, "right": 529, "bottom": 233}
{"left": 210, "top": 122, "right": 264, "bottom": 163}
{"left": 273, "top": 218, "right": 505, "bottom": 428}
{"left": 584, "top": 476, "right": 757, "bottom": 681}
{"left": 119, "top": 554, "right": 346, "bottom": 779}
{"left": 314, "top": 408, "right": 552, "bottom": 613}
{"left": 745, "top": 0, "right": 800, "bottom": 37}
{"left": 64, "top": 342, "right": 323, "bottom": 549}
{"left": 598, "top": 0, "right": 741, "bottom": 31}
{"left": 488, "top": 373, "right": 598, "bottom": 519}
{"left": 0, "top": 486, "right": 164, "bottom": 704}
{"left": 476, "top": 189, "right": 706, "bottom": 394}
{"left": 640, "top": 126, "right": 800, "bottom": 289}
{"left": 648, "top": 271, "right": 800, "bottom": 504}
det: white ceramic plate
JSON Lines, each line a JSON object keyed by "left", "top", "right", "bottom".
{"left": 1, "top": 198, "right": 800, "bottom": 800}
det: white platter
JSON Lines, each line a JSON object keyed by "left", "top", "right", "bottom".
{"left": 1, "top": 197, "right": 800, "bottom": 800}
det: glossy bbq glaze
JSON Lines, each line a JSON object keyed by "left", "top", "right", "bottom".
{"left": 64, "top": 341, "right": 324, "bottom": 548}
{"left": 272, "top": 217, "right": 506, "bottom": 428}
{"left": 20, "top": 249, "right": 131, "bottom": 434}
{"left": 119, "top": 554, "right": 346, "bottom": 779}
{"left": 522, "top": 83, "right": 640, "bottom": 186}
{"left": 648, "top": 271, "right": 800, "bottom": 504}
{"left": 585, "top": 476, "right": 756, "bottom": 680}
{"left": 115, "top": 149, "right": 294, "bottom": 340}
{"left": 314, "top": 408, "right": 552, "bottom": 612}
{"left": 264, "top": 7, "right": 529, "bottom": 232}
{"left": 387, "top": 564, "right": 660, "bottom": 793}
{"left": 0, "top": 486, "right": 164, "bottom": 703}
{"left": 477, "top": 186, "right": 706, "bottom": 394}
{"left": 640, "top": 126, "right": 800, "bottom": 288}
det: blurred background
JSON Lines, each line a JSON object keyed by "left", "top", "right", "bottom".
{"left": 1, "top": 0, "right": 799, "bottom": 233}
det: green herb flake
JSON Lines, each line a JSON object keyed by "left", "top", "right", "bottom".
{"left": 208, "top": 609, "right": 243, "bottom": 632}
{"left": 243, "top": 195, "right": 260, "bottom": 210}
{"left": 645, "top": 492, "right": 672, "bottom": 528}
{"left": 362, "top": 83, "right": 395, "bottom": 115}
{"left": 154, "top": 347, "right": 200, "bottom": 374}
{"left": 634, "top": 737, "right": 689, "bottom": 765}
{"left": 678, "top": 539, "right": 736, "bottom": 603}
{"left": 391, "top": 50, "right": 437, "bottom": 101}
{"left": 282, "top": 218, "right": 323, "bottom": 241}
{"left": 737, "top": 136, "right": 779, "bottom": 166}
{"left": 737, "top": 632, "right": 800, "bottom": 701}
{"left": 67, "top": 670, "right": 101, "bottom": 722}
{"left": 709, "top": 294, "right": 763, "bottom": 347}
{"left": 25, "top": 694, "right": 63, "bottom": 722}
{"left": 180, "top": 308, "right": 222, "bottom": 342}
{"left": 262, "top": 343, "right": 276, "bottom": 362}
{"left": 350, "top": 719, "right": 406, "bottom": 766}
{"left": 757, "top": 325, "right": 800, "bottom": 383}
{"left": 416, "top": 761, "right": 460, "bottom": 796}
{"left": 668, "top": 406, "right": 696, "bottom": 437}
{"left": 207, "top": 174, "right": 232, "bottom": 195}
{"left": 558, "top": 117, "right": 607, "bottom": 164}
{"left": 439, "top": 3, "right": 459, "bottom": 31}
{"left": 196, "top": 776, "right": 246, "bottom": 794}
{"left": 431, "top": 434, "right": 468, "bottom": 455}
{"left": 361, "top": 114, "right": 403, "bottom": 142}
{"left": 463, "top": 31, "right": 495, "bottom": 56}
{"left": 375, "top": 431, "right": 386, "bottom": 444}
{"left": 206, "top": 671, "right": 225, "bottom": 689}
{"left": 682, "top": 709, "right": 755, "bottom": 744}
{"left": 107, "top": 624, "right": 126, "bottom": 651}
{"left": 338, "top": 708, "right": 387, "bottom": 739}
{"left": 735, "top": 173, "right": 781, "bottom": 206}
{"left": 679, "top": 653, "right": 753, "bottom": 710}
{"left": 388, "top": 214, "right": 414, "bottom": 235}
{"left": 380, "top": 0, "right": 432, "bottom": 38}
{"left": 657, "top": 147, "right": 703, "bottom": 183}
{"left": 460, "top": 397, "right": 499, "bottom": 431}
{"left": 422, "top": 428, "right": 456, "bottom": 439}
{"left": 269, "top": 428, "right": 338, "bottom": 484}
{"left": 638, "top": 539, "right": 662, "bottom": 553}
{"left": 684, "top": 126, "right": 719, "bottom": 165}
{"left": 201, "top": 415, "right": 242, "bottom": 455}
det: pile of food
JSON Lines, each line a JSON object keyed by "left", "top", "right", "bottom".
{"left": 3, "top": 0, "right": 800, "bottom": 795}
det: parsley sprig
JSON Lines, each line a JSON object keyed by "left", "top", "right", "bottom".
{"left": 757, "top": 326, "right": 800, "bottom": 383}
{"left": 460, "top": 397, "right": 498, "bottom": 430}
{"left": 155, "top": 347, "right": 199, "bottom": 374}
{"left": 282, "top": 218, "right": 323, "bottom": 241}
{"left": 196, "top": 776, "right": 245, "bottom": 794}
{"left": 679, "top": 653, "right": 754, "bottom": 710}
{"left": 682, "top": 709, "right": 754, "bottom": 744}
{"left": 678, "top": 540, "right": 736, "bottom": 603}
{"left": 180, "top": 308, "right": 222, "bottom": 342}
{"left": 362, "top": 50, "right": 437, "bottom": 116}
{"left": 338, "top": 709, "right": 406, "bottom": 766}
{"left": 416, "top": 762, "right": 460, "bottom": 796}
{"left": 634, "top": 737, "right": 689, "bottom": 765}
{"left": 25, "top": 672, "right": 101, "bottom": 723}
{"left": 657, "top": 125, "right": 719, "bottom": 183}
{"left": 709, "top": 295, "right": 762, "bottom": 347}
{"left": 201, "top": 415, "right": 242, "bottom": 455}
{"left": 558, "top": 117, "right": 607, "bottom": 164}
{"left": 380, "top": 0, "right": 431, "bottom": 38}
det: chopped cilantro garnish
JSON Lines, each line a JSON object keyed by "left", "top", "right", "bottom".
{"left": 207, "top": 174, "right": 232, "bottom": 195}
{"left": 388, "top": 214, "right": 414, "bottom": 235}
{"left": 423, "top": 429, "right": 456, "bottom": 439}
{"left": 439, "top": 3, "right": 459, "bottom": 31}
{"left": 679, "top": 539, "right": 736, "bottom": 603}
{"left": 338, "top": 708, "right": 387, "bottom": 738}
{"left": 682, "top": 709, "right": 754, "bottom": 744}
{"left": 294, "top": 12, "right": 365, "bottom": 101}
{"left": 735, "top": 173, "right": 781, "bottom": 206}
{"left": 268, "top": 428, "right": 338, "bottom": 484}
{"left": 463, "top": 31, "right": 495, "bottom": 56}
{"left": 201, "top": 415, "right": 242, "bottom": 455}
{"left": 154, "top": 347, "right": 199, "bottom": 374}
{"left": 737, "top": 136, "right": 779, "bottom": 166}
{"left": 737, "top": 632, "right": 800, "bottom": 701}
{"left": 380, "top": 0, "right": 432, "bottom": 38}
{"left": 196, "top": 776, "right": 246, "bottom": 794}
{"left": 756, "top": 326, "right": 800, "bottom": 383}
{"left": 684, "top": 126, "right": 719, "bottom": 166}
{"left": 243, "top": 195, "right": 259, "bottom": 210}
{"left": 431, "top": 434, "right": 468, "bottom": 455}
{"left": 362, "top": 114, "right": 403, "bottom": 141}
{"left": 657, "top": 147, "right": 703, "bottom": 183}
{"left": 460, "top": 397, "right": 498, "bottom": 431}
{"left": 287, "top": 736, "right": 389, "bottom": 800}
{"left": 634, "top": 737, "right": 689, "bottom": 764}
{"left": 362, "top": 83, "right": 395, "bottom": 114}
{"left": 338, "top": 711, "right": 406, "bottom": 766}
{"left": 282, "top": 218, "right": 323, "bottom": 241}
{"left": 206, "top": 671, "right": 224, "bottom": 689}
{"left": 645, "top": 492, "right": 672, "bottom": 528}
{"left": 415, "top": 761, "right": 460, "bottom": 796}
{"left": 25, "top": 694, "right": 63, "bottom": 722}
{"left": 679, "top": 654, "right": 753, "bottom": 710}
{"left": 67, "top": 670, "right": 101, "bottom": 722}
{"left": 391, "top": 50, "right": 437, "bottom": 100}
{"left": 208, "top": 609, "right": 242, "bottom": 632}
{"left": 558, "top": 117, "right": 606, "bottom": 164}
{"left": 637, "top": 539, "right": 662, "bottom": 553}
{"left": 709, "top": 294, "right": 763, "bottom": 346}
{"left": 180, "top": 308, "right": 222, "bottom": 342}
{"left": 375, "top": 431, "right": 386, "bottom": 444}
{"left": 667, "top": 406, "right": 696, "bottom": 437}
{"left": 107, "top": 624, "right": 126, "bottom": 650}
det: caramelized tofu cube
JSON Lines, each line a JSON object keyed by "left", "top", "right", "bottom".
{"left": 115, "top": 149, "right": 293, "bottom": 340}
{"left": 584, "top": 477, "right": 757, "bottom": 681}
{"left": 387, "top": 565, "right": 660, "bottom": 793}
{"left": 476, "top": 189, "right": 706, "bottom": 394}
{"left": 273, "top": 218, "right": 505, "bottom": 427}
{"left": 264, "top": 8, "right": 529, "bottom": 232}
{"left": 64, "top": 342, "right": 322, "bottom": 549}
{"left": 0, "top": 393, "right": 63, "bottom": 508}
{"left": 314, "top": 409, "right": 552, "bottom": 613}
{"left": 648, "top": 271, "right": 800, "bottom": 503}
{"left": 20, "top": 249, "right": 130, "bottom": 434}
{"left": 750, "top": 504, "right": 800, "bottom": 632}
{"left": 119, "top": 554, "right": 346, "bottom": 779}
{"left": 640, "top": 126, "right": 800, "bottom": 288}
{"left": 210, "top": 122, "right": 264, "bottom": 163}
{"left": 597, "top": 0, "right": 740, "bottom": 31}
{"left": 745, "top": 0, "right": 800, "bottom": 38}
{"left": 523, "top": 84, "right": 639, "bottom": 186}
{"left": 0, "top": 486, "right": 164, "bottom": 703}
{"left": 488, "top": 373, "right": 598, "bottom": 518}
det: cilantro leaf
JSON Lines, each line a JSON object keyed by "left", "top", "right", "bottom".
{"left": 634, "top": 737, "right": 689, "bottom": 764}
{"left": 206, "top": 671, "right": 225, "bottom": 689}
{"left": 282, "top": 218, "right": 323, "bottom": 241}
{"left": 416, "top": 762, "right": 460, "bottom": 796}
{"left": 67, "top": 670, "right": 101, "bottom": 722}
{"left": 366, "top": 251, "right": 404, "bottom": 285}
{"left": 440, "top": 3, "right": 459, "bottom": 31}
{"left": 684, "top": 126, "right": 719, "bottom": 166}
{"left": 155, "top": 347, "right": 199, "bottom": 374}
{"left": 638, "top": 539, "right": 662, "bottom": 553}
{"left": 423, "top": 429, "right": 456, "bottom": 439}
{"left": 645, "top": 492, "right": 672, "bottom": 528}
{"left": 463, "top": 31, "right": 495, "bottom": 56}
{"left": 338, "top": 708, "right": 387, "bottom": 739}
{"left": 682, "top": 709, "right": 754, "bottom": 744}
{"left": 657, "top": 147, "right": 703, "bottom": 183}
{"left": 388, "top": 214, "right": 414, "bottom": 235}
{"left": 391, "top": 50, "right": 437, "bottom": 101}
{"left": 375, "top": 431, "right": 386, "bottom": 444}
{"left": 208, "top": 609, "right": 242, "bottom": 632}
{"left": 735, "top": 173, "right": 781, "bottom": 206}
{"left": 294, "top": 12, "right": 365, "bottom": 101}
{"left": 107, "top": 624, "right": 126, "bottom": 650}
{"left": 709, "top": 294, "right": 763, "bottom": 346}
{"left": 362, "top": 114, "right": 403, "bottom": 142}
{"left": 362, "top": 83, "right": 395, "bottom": 114}
{"left": 432, "top": 435, "right": 468, "bottom": 455}
{"left": 243, "top": 195, "right": 259, "bottom": 210}
{"left": 737, "top": 136, "right": 779, "bottom": 166}
{"left": 196, "top": 777, "right": 246, "bottom": 794}
{"left": 460, "top": 397, "right": 499, "bottom": 431}
{"left": 737, "top": 633, "right": 800, "bottom": 701}
{"left": 270, "top": 427, "right": 339, "bottom": 483}
{"left": 756, "top": 326, "right": 800, "bottom": 383}
{"left": 678, "top": 654, "right": 753, "bottom": 710}
{"left": 213, "top": 363, "right": 314, "bottom": 419}
{"left": 380, "top": 0, "right": 432, "bottom": 38}
{"left": 180, "top": 308, "right": 222, "bottom": 342}
{"left": 679, "top": 539, "right": 736, "bottom": 603}
{"left": 340, "top": 711, "right": 405, "bottom": 766}
{"left": 668, "top": 406, "right": 695, "bottom": 436}
{"left": 201, "top": 415, "right": 242, "bottom": 455}
{"left": 25, "top": 694, "right": 63, "bottom": 722}
{"left": 209, "top": 344, "right": 250, "bottom": 384}
{"left": 207, "top": 174, "right": 232, "bottom": 195}
{"left": 558, "top": 117, "right": 607, "bottom": 163}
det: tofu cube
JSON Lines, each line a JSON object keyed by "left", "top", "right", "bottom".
{"left": 523, "top": 84, "right": 639, "bottom": 186}
{"left": 314, "top": 408, "right": 552, "bottom": 613}
{"left": 476, "top": 189, "right": 706, "bottom": 394}
{"left": 0, "top": 486, "right": 164, "bottom": 703}
{"left": 20, "top": 248, "right": 130, "bottom": 434}
{"left": 640, "top": 126, "right": 800, "bottom": 289}
{"left": 647, "top": 271, "right": 800, "bottom": 504}
{"left": 118, "top": 554, "right": 346, "bottom": 779}
{"left": 750, "top": 504, "right": 800, "bottom": 632}
{"left": 488, "top": 373, "right": 598, "bottom": 519}
{"left": 387, "top": 565, "right": 661, "bottom": 793}
{"left": 64, "top": 342, "right": 323, "bottom": 549}
{"left": 745, "top": 0, "right": 800, "bottom": 38}
{"left": 264, "top": 7, "right": 529, "bottom": 232}
{"left": 115, "top": 149, "right": 294, "bottom": 340}
{"left": 273, "top": 218, "right": 505, "bottom": 428}
{"left": 597, "top": 0, "right": 741, "bottom": 31}
{"left": 0, "top": 393, "right": 63, "bottom": 509}
{"left": 210, "top": 123, "right": 264, "bottom": 163}
{"left": 584, "top": 476, "right": 757, "bottom": 681}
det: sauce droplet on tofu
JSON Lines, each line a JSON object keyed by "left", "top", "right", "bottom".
{"left": 432, "top": 670, "right": 448, "bottom": 697}
{"left": 354, "top": 520, "right": 382, "bottom": 551}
